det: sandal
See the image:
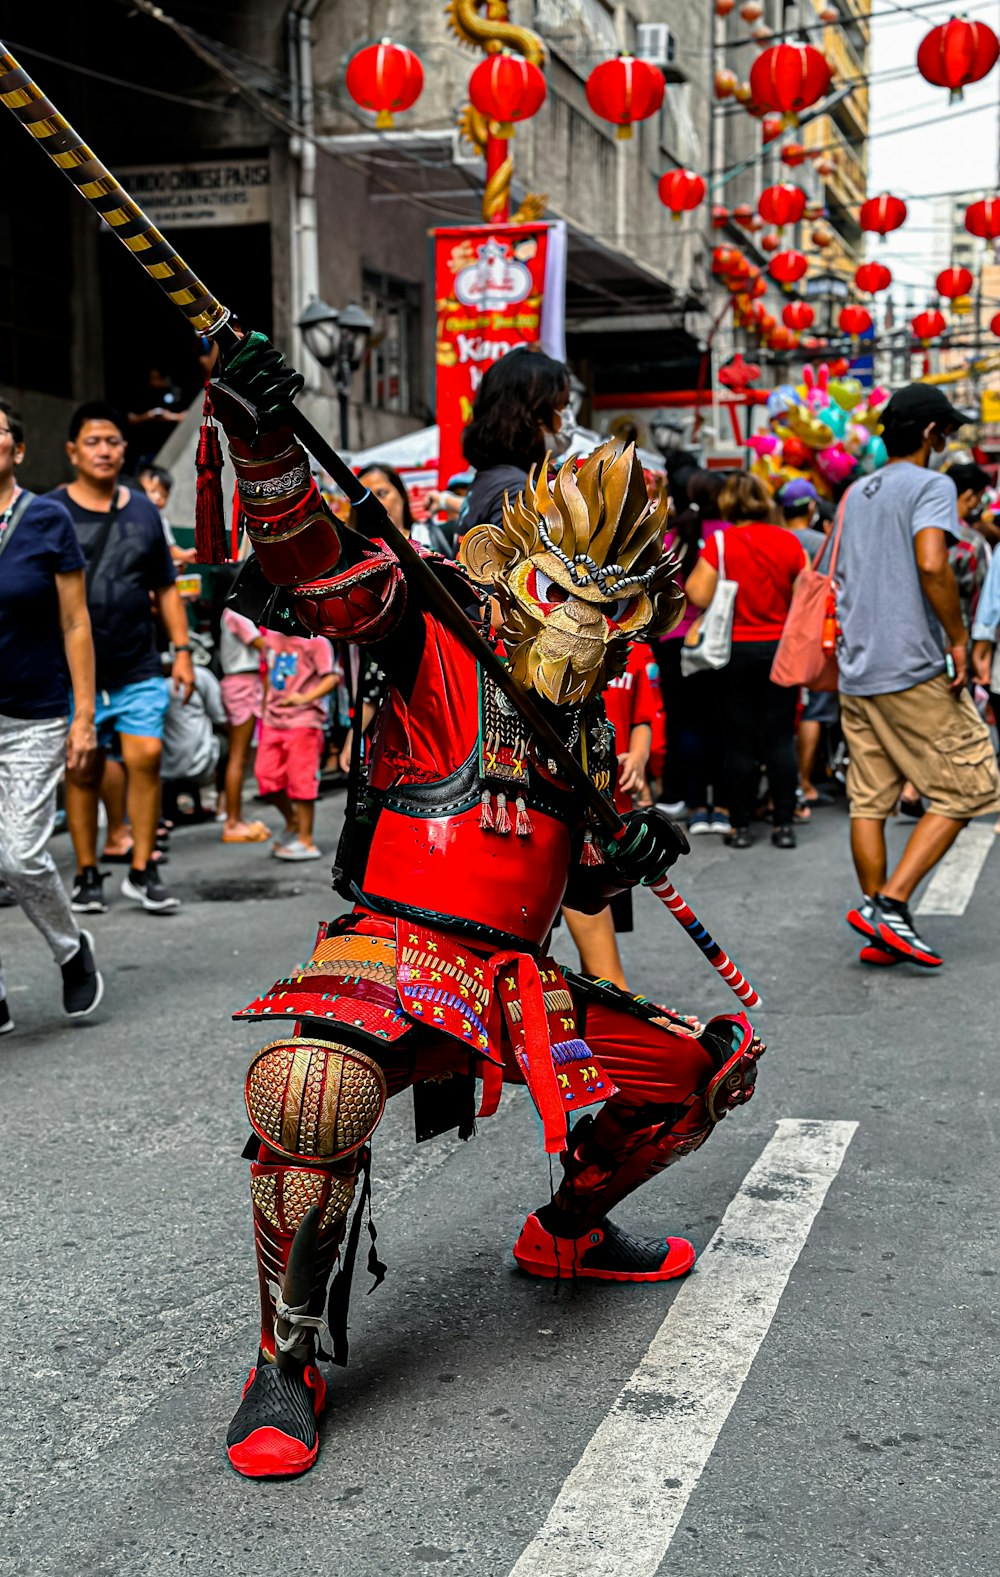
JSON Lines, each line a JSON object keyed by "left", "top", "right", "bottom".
{"left": 221, "top": 821, "right": 271, "bottom": 844}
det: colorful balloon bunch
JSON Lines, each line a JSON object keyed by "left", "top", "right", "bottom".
{"left": 747, "top": 363, "right": 889, "bottom": 498}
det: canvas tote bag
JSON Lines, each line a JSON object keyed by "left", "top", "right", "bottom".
{"left": 769, "top": 500, "right": 846, "bottom": 693}
{"left": 681, "top": 530, "right": 737, "bottom": 677}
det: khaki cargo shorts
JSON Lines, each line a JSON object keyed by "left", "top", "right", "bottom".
{"left": 840, "top": 674, "right": 1000, "bottom": 821}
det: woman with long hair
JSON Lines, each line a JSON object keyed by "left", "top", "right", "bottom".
{"left": 458, "top": 346, "right": 571, "bottom": 530}
{"left": 685, "top": 471, "right": 807, "bottom": 850}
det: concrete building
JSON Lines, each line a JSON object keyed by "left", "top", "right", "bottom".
{"left": 0, "top": 0, "right": 731, "bottom": 497}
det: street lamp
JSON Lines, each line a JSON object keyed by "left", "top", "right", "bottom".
{"left": 296, "top": 295, "right": 375, "bottom": 449}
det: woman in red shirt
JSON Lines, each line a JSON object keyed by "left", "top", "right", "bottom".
{"left": 685, "top": 473, "right": 807, "bottom": 849}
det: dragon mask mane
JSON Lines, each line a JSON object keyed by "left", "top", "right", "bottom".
{"left": 459, "top": 440, "right": 683, "bottom": 706}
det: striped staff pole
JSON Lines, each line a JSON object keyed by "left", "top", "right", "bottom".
{"left": 648, "top": 876, "right": 762, "bottom": 1010}
{"left": 0, "top": 46, "right": 232, "bottom": 342}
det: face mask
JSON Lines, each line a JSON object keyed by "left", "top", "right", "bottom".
{"left": 543, "top": 409, "right": 577, "bottom": 457}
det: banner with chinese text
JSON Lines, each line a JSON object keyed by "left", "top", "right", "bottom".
{"left": 432, "top": 221, "right": 566, "bottom": 487}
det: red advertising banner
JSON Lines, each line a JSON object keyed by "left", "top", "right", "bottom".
{"left": 433, "top": 221, "right": 566, "bottom": 487}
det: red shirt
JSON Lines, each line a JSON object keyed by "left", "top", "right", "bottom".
{"left": 701, "top": 523, "right": 806, "bottom": 642}
{"left": 603, "top": 643, "right": 666, "bottom": 811}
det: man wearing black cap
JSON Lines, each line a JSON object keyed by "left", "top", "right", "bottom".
{"left": 838, "top": 385, "right": 1000, "bottom": 968}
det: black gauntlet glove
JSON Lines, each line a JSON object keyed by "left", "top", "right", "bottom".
{"left": 603, "top": 807, "right": 689, "bottom": 885}
{"left": 211, "top": 330, "right": 305, "bottom": 436}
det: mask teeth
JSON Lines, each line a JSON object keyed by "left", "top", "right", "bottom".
{"left": 515, "top": 796, "right": 533, "bottom": 837}
{"left": 581, "top": 829, "right": 605, "bottom": 866}
{"left": 479, "top": 790, "right": 495, "bottom": 831}
{"left": 495, "top": 791, "right": 512, "bottom": 835}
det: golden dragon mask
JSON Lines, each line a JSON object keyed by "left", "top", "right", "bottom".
{"left": 459, "top": 441, "right": 683, "bottom": 707}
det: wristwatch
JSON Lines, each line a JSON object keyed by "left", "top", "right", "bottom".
{"left": 173, "top": 643, "right": 192, "bottom": 654}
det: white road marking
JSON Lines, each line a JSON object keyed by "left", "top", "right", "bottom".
{"left": 915, "top": 821, "right": 994, "bottom": 916}
{"left": 507, "top": 1118, "right": 858, "bottom": 1577}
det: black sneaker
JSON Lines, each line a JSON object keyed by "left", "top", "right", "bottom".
{"left": 71, "top": 866, "right": 108, "bottom": 914}
{"left": 771, "top": 824, "right": 797, "bottom": 849}
{"left": 121, "top": 865, "right": 180, "bottom": 913}
{"left": 0, "top": 997, "right": 13, "bottom": 1035}
{"left": 873, "top": 895, "right": 943, "bottom": 968}
{"left": 61, "top": 929, "right": 104, "bottom": 1018}
{"left": 724, "top": 826, "right": 754, "bottom": 849}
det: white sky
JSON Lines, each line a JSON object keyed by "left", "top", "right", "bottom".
{"left": 868, "top": 0, "right": 1000, "bottom": 302}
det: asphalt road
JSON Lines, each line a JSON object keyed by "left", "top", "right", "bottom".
{"left": 1, "top": 792, "right": 996, "bottom": 1577}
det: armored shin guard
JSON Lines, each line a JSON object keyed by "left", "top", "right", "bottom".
{"left": 243, "top": 1037, "right": 387, "bottom": 1361}
{"left": 549, "top": 1014, "right": 764, "bottom": 1234}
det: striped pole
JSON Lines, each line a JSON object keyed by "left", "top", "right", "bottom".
{"left": 649, "top": 877, "right": 762, "bottom": 1011}
{"left": 0, "top": 46, "right": 230, "bottom": 339}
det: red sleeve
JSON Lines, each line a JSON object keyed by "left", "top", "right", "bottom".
{"left": 701, "top": 533, "right": 721, "bottom": 570}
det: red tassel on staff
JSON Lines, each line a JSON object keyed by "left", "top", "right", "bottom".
{"left": 194, "top": 391, "right": 228, "bottom": 564}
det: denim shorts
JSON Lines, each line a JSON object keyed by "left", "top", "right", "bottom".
{"left": 92, "top": 676, "right": 171, "bottom": 748}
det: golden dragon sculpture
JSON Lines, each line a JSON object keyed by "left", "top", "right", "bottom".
{"left": 446, "top": 0, "right": 549, "bottom": 222}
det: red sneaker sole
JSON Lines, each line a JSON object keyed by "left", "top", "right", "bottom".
{"left": 846, "top": 907, "right": 878, "bottom": 940}
{"left": 859, "top": 945, "right": 900, "bottom": 968}
{"left": 514, "top": 1236, "right": 696, "bottom": 1283}
{"left": 874, "top": 922, "right": 942, "bottom": 968}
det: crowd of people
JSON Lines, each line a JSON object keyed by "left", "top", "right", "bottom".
{"left": 2, "top": 347, "right": 999, "bottom": 1035}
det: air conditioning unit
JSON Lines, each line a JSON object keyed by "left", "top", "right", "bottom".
{"left": 636, "top": 23, "right": 676, "bottom": 70}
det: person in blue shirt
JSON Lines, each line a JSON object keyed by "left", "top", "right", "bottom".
{"left": 0, "top": 398, "right": 102, "bottom": 1027}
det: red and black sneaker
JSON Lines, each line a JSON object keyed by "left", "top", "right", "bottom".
{"left": 225, "top": 1355, "right": 327, "bottom": 1478}
{"left": 873, "top": 896, "right": 943, "bottom": 968}
{"left": 513, "top": 1211, "right": 696, "bottom": 1283}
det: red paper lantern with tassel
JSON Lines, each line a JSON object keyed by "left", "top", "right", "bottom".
{"left": 917, "top": 18, "right": 999, "bottom": 102}
{"left": 783, "top": 300, "right": 814, "bottom": 331}
{"left": 345, "top": 39, "right": 424, "bottom": 130}
{"left": 855, "top": 261, "right": 892, "bottom": 295}
{"left": 749, "top": 43, "right": 832, "bottom": 121}
{"left": 936, "top": 266, "right": 974, "bottom": 300}
{"left": 912, "top": 308, "right": 947, "bottom": 343}
{"left": 839, "top": 305, "right": 872, "bottom": 337}
{"left": 758, "top": 182, "right": 806, "bottom": 227}
{"left": 585, "top": 54, "right": 665, "bottom": 139}
{"left": 860, "top": 193, "right": 907, "bottom": 239}
{"left": 769, "top": 248, "right": 808, "bottom": 287}
{"left": 469, "top": 53, "right": 547, "bottom": 136}
{"left": 658, "top": 169, "right": 707, "bottom": 219}
{"left": 965, "top": 197, "right": 1000, "bottom": 239}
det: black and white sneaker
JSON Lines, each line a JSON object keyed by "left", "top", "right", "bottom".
{"left": 71, "top": 866, "right": 109, "bottom": 914}
{"left": 0, "top": 997, "right": 13, "bottom": 1035}
{"left": 61, "top": 929, "right": 104, "bottom": 1018}
{"left": 873, "top": 896, "right": 942, "bottom": 968}
{"left": 846, "top": 893, "right": 879, "bottom": 941}
{"left": 121, "top": 865, "right": 180, "bottom": 913}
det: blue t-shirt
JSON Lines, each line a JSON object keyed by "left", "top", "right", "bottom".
{"left": 52, "top": 485, "right": 175, "bottom": 691}
{"left": 0, "top": 491, "right": 85, "bottom": 719}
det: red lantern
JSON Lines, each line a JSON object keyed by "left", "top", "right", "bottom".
{"left": 912, "top": 309, "right": 947, "bottom": 343}
{"left": 712, "top": 204, "right": 730, "bottom": 228}
{"left": 839, "top": 305, "right": 872, "bottom": 337}
{"left": 585, "top": 55, "right": 664, "bottom": 140}
{"left": 762, "top": 114, "right": 783, "bottom": 143}
{"left": 859, "top": 193, "right": 907, "bottom": 239}
{"left": 759, "top": 182, "right": 806, "bottom": 227}
{"left": 811, "top": 226, "right": 833, "bottom": 249}
{"left": 855, "top": 261, "right": 892, "bottom": 295}
{"left": 965, "top": 197, "right": 1000, "bottom": 239}
{"left": 715, "top": 68, "right": 738, "bottom": 100}
{"left": 917, "top": 18, "right": 999, "bottom": 102}
{"left": 761, "top": 230, "right": 781, "bottom": 253}
{"left": 716, "top": 0, "right": 736, "bottom": 14}
{"left": 741, "top": 1, "right": 763, "bottom": 20}
{"left": 749, "top": 44, "right": 832, "bottom": 121}
{"left": 783, "top": 301, "right": 815, "bottom": 331}
{"left": 712, "top": 245, "right": 743, "bottom": 275}
{"left": 345, "top": 39, "right": 424, "bottom": 130}
{"left": 769, "top": 248, "right": 808, "bottom": 287}
{"left": 733, "top": 203, "right": 756, "bottom": 229}
{"left": 769, "top": 326, "right": 799, "bottom": 352}
{"left": 749, "top": 274, "right": 768, "bottom": 299}
{"left": 990, "top": 312, "right": 1000, "bottom": 338}
{"left": 658, "top": 169, "right": 707, "bottom": 220}
{"left": 781, "top": 142, "right": 808, "bottom": 168}
{"left": 936, "top": 266, "right": 974, "bottom": 300}
{"left": 469, "top": 53, "right": 546, "bottom": 135}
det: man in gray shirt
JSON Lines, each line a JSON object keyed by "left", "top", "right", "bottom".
{"left": 839, "top": 385, "right": 1000, "bottom": 968}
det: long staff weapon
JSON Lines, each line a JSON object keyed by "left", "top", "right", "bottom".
{"left": 0, "top": 44, "right": 760, "bottom": 1010}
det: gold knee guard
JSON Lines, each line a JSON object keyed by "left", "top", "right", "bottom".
{"left": 245, "top": 1037, "right": 387, "bottom": 1164}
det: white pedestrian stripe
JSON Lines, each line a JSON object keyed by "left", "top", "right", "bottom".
{"left": 507, "top": 1118, "right": 858, "bottom": 1577}
{"left": 915, "top": 822, "right": 994, "bottom": 916}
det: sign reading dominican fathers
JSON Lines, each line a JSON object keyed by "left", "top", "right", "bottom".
{"left": 117, "top": 158, "right": 270, "bottom": 229}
